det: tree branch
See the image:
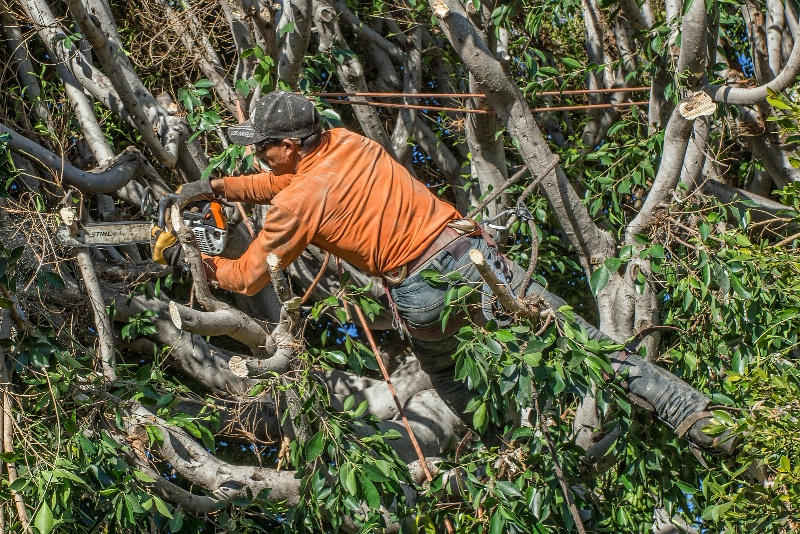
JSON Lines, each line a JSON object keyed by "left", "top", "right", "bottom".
{"left": 626, "top": 108, "right": 694, "bottom": 241}
{"left": 124, "top": 403, "right": 302, "bottom": 504}
{"left": 429, "top": 0, "right": 615, "bottom": 274}
{"left": 277, "top": 0, "right": 313, "bottom": 88}
{"left": 0, "top": 124, "right": 142, "bottom": 193}
{"left": 67, "top": 0, "right": 180, "bottom": 167}
{"left": 312, "top": 0, "right": 394, "bottom": 152}
{"left": 75, "top": 250, "right": 116, "bottom": 381}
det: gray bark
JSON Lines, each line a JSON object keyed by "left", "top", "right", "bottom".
{"left": 429, "top": 0, "right": 616, "bottom": 275}
{"left": 312, "top": 0, "right": 393, "bottom": 152}
{"left": 626, "top": 109, "right": 694, "bottom": 240}
{"left": 704, "top": 34, "right": 800, "bottom": 104}
{"left": 0, "top": 124, "right": 142, "bottom": 193}
{"left": 277, "top": 0, "right": 313, "bottom": 87}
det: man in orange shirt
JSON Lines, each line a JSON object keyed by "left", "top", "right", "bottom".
{"left": 160, "top": 91, "right": 734, "bottom": 454}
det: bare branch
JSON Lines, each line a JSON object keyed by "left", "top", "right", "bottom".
{"left": 277, "top": 0, "right": 312, "bottom": 88}
{"left": 124, "top": 403, "right": 302, "bottom": 504}
{"left": 619, "top": 0, "right": 649, "bottom": 32}
{"left": 110, "top": 293, "right": 256, "bottom": 395}
{"left": 390, "top": 26, "right": 422, "bottom": 165}
{"left": 0, "top": 124, "right": 142, "bottom": 193}
{"left": 736, "top": 105, "right": 800, "bottom": 186}
{"left": 168, "top": 301, "right": 273, "bottom": 353}
{"left": 75, "top": 250, "right": 116, "bottom": 381}
{"left": 67, "top": 0, "right": 181, "bottom": 167}
{"left": 676, "top": 0, "right": 708, "bottom": 87}
{"left": 0, "top": 3, "right": 52, "bottom": 131}
{"left": 21, "top": 0, "right": 131, "bottom": 124}
{"left": 312, "top": 0, "right": 393, "bottom": 151}
{"left": 332, "top": 0, "right": 404, "bottom": 62}
{"left": 766, "top": 0, "right": 786, "bottom": 76}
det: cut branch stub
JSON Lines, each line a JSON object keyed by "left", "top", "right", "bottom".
{"left": 469, "top": 248, "right": 539, "bottom": 320}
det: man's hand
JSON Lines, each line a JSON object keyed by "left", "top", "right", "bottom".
{"left": 176, "top": 180, "right": 214, "bottom": 208}
{"left": 151, "top": 225, "right": 184, "bottom": 267}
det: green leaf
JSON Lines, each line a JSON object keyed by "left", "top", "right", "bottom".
{"left": 152, "top": 495, "right": 173, "bottom": 519}
{"left": 52, "top": 469, "right": 87, "bottom": 485}
{"left": 780, "top": 455, "right": 791, "bottom": 472}
{"left": 361, "top": 476, "right": 381, "bottom": 509}
{"left": 473, "top": 402, "right": 488, "bottom": 430}
{"left": 326, "top": 350, "right": 347, "bottom": 365}
{"left": 133, "top": 470, "right": 157, "bottom": 483}
{"left": 604, "top": 257, "right": 622, "bottom": 272}
{"left": 279, "top": 21, "right": 295, "bottom": 35}
{"left": 306, "top": 431, "right": 324, "bottom": 459}
{"left": 0, "top": 297, "right": 13, "bottom": 309}
{"left": 489, "top": 511, "right": 505, "bottom": 534}
{"left": 34, "top": 502, "right": 55, "bottom": 534}
{"left": 589, "top": 265, "right": 610, "bottom": 296}
{"left": 495, "top": 480, "right": 522, "bottom": 498}
{"left": 562, "top": 57, "right": 582, "bottom": 70}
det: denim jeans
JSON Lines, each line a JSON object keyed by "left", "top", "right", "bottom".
{"left": 390, "top": 235, "right": 606, "bottom": 426}
{"left": 389, "top": 235, "right": 718, "bottom": 448}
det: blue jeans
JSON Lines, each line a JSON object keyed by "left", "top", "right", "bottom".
{"left": 389, "top": 235, "right": 717, "bottom": 448}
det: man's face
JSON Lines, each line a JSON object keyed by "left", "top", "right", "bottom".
{"left": 255, "top": 139, "right": 298, "bottom": 176}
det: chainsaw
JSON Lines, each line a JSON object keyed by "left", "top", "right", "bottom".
{"left": 57, "top": 189, "right": 229, "bottom": 256}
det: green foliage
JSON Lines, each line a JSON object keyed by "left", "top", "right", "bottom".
{"left": 178, "top": 79, "right": 223, "bottom": 142}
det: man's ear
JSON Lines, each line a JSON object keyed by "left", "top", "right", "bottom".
{"left": 282, "top": 139, "right": 298, "bottom": 153}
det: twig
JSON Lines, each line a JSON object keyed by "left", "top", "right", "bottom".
{"left": 1, "top": 353, "right": 30, "bottom": 532}
{"left": 535, "top": 392, "right": 587, "bottom": 534}
{"left": 300, "top": 252, "right": 331, "bottom": 305}
{"left": 466, "top": 166, "right": 529, "bottom": 219}
{"left": 774, "top": 231, "right": 800, "bottom": 248}
{"left": 519, "top": 218, "right": 540, "bottom": 298}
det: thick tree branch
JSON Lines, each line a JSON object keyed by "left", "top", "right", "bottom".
{"left": 277, "top": 0, "right": 312, "bottom": 88}
{"left": 429, "top": 0, "right": 615, "bottom": 273}
{"left": 0, "top": 124, "right": 142, "bottom": 193}
{"left": 75, "top": 250, "right": 116, "bottom": 381}
{"left": 766, "top": 0, "right": 786, "bottom": 76}
{"left": 21, "top": 0, "right": 131, "bottom": 124}
{"left": 676, "top": 0, "right": 708, "bottom": 87}
{"left": 111, "top": 293, "right": 256, "bottom": 396}
{"left": 0, "top": 3, "right": 52, "bottom": 131}
{"left": 626, "top": 108, "right": 694, "bottom": 240}
{"left": 67, "top": 0, "right": 181, "bottom": 167}
{"left": 124, "top": 403, "right": 302, "bottom": 504}
{"left": 312, "top": 0, "right": 394, "bottom": 152}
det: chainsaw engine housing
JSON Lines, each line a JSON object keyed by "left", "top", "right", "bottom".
{"left": 183, "top": 201, "right": 228, "bottom": 255}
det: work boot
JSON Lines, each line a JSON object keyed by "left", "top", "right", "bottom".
{"left": 614, "top": 352, "right": 738, "bottom": 455}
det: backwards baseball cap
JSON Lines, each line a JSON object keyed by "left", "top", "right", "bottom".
{"left": 227, "top": 91, "right": 321, "bottom": 146}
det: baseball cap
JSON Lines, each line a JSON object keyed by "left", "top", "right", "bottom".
{"left": 227, "top": 91, "right": 321, "bottom": 146}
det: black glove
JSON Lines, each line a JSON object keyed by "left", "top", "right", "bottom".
{"left": 176, "top": 180, "right": 214, "bottom": 209}
{"left": 151, "top": 225, "right": 184, "bottom": 268}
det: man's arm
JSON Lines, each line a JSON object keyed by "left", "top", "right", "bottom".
{"left": 213, "top": 173, "right": 293, "bottom": 204}
{"left": 202, "top": 205, "right": 314, "bottom": 296}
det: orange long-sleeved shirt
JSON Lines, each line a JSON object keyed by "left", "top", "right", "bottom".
{"left": 203, "top": 128, "right": 460, "bottom": 295}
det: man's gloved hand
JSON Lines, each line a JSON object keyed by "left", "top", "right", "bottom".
{"left": 176, "top": 180, "right": 214, "bottom": 208}
{"left": 151, "top": 225, "right": 184, "bottom": 268}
